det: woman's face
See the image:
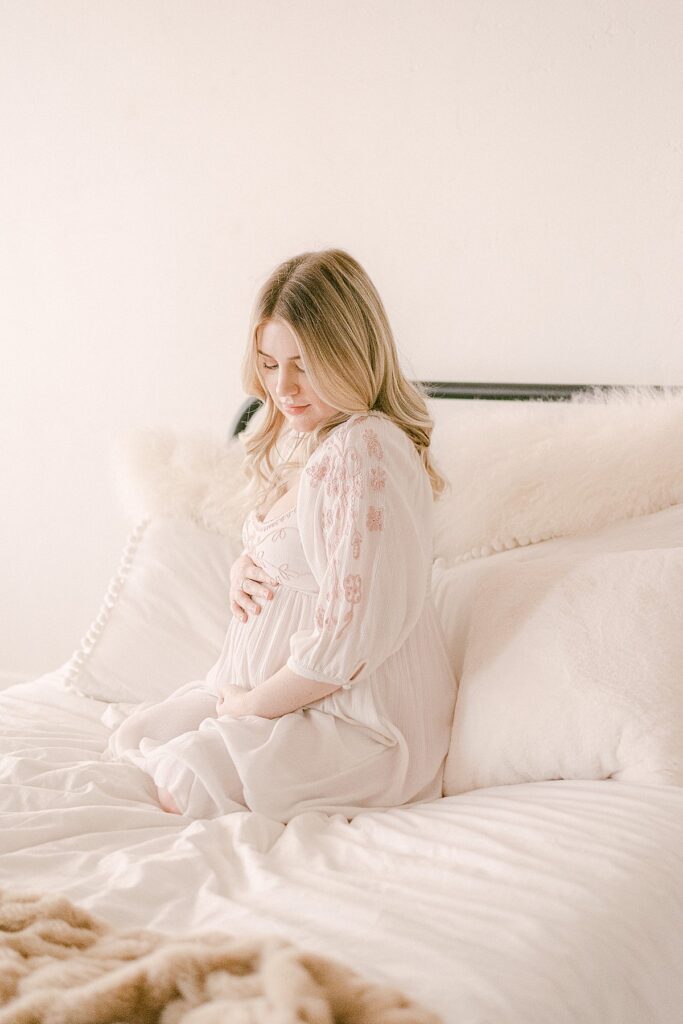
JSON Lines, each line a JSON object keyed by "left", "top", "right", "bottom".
{"left": 256, "top": 319, "right": 340, "bottom": 432}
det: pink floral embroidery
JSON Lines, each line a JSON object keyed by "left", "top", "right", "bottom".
{"left": 370, "top": 466, "right": 386, "bottom": 490}
{"left": 277, "top": 562, "right": 308, "bottom": 583}
{"left": 312, "top": 414, "right": 389, "bottom": 645}
{"left": 326, "top": 555, "right": 342, "bottom": 603}
{"left": 320, "top": 608, "right": 342, "bottom": 631}
{"left": 363, "top": 428, "right": 384, "bottom": 460}
{"left": 343, "top": 574, "right": 362, "bottom": 603}
{"left": 366, "top": 506, "right": 384, "bottom": 531}
{"left": 306, "top": 455, "right": 330, "bottom": 485}
{"left": 324, "top": 448, "right": 361, "bottom": 505}
{"left": 322, "top": 507, "right": 335, "bottom": 534}
{"left": 336, "top": 607, "right": 354, "bottom": 640}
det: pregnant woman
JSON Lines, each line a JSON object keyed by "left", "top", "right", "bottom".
{"left": 104, "top": 247, "right": 457, "bottom": 822}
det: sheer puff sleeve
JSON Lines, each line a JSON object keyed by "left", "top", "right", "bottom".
{"left": 286, "top": 412, "right": 433, "bottom": 689}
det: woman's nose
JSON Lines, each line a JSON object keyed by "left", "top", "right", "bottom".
{"left": 276, "top": 370, "right": 298, "bottom": 397}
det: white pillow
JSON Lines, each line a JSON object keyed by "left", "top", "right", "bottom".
{"left": 433, "top": 502, "right": 683, "bottom": 684}
{"left": 428, "top": 385, "right": 683, "bottom": 564}
{"left": 439, "top": 504, "right": 683, "bottom": 795}
{"left": 59, "top": 517, "right": 241, "bottom": 704}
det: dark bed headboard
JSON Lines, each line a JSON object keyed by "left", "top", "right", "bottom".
{"left": 229, "top": 381, "right": 677, "bottom": 438}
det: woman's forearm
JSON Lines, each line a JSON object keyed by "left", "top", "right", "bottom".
{"left": 242, "top": 664, "right": 341, "bottom": 719}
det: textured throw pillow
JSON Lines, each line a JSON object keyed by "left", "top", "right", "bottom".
{"left": 439, "top": 505, "right": 683, "bottom": 795}
{"left": 59, "top": 517, "right": 241, "bottom": 704}
{"left": 111, "top": 429, "right": 250, "bottom": 538}
{"left": 428, "top": 385, "right": 683, "bottom": 564}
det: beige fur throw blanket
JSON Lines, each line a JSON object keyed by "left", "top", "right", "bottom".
{"left": 0, "top": 888, "right": 440, "bottom": 1024}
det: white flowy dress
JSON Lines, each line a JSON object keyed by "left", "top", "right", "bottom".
{"left": 102, "top": 411, "right": 457, "bottom": 822}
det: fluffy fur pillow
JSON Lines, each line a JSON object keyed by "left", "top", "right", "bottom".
{"left": 111, "top": 387, "right": 683, "bottom": 565}
{"left": 111, "top": 429, "right": 249, "bottom": 537}
{"left": 428, "top": 385, "right": 683, "bottom": 563}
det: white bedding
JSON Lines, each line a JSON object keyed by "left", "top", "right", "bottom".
{"left": 1, "top": 672, "right": 682, "bottom": 1023}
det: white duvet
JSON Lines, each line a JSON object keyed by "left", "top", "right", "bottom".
{"left": 1, "top": 672, "right": 682, "bottom": 1023}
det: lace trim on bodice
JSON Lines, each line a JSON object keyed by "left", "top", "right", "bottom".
{"left": 251, "top": 505, "right": 297, "bottom": 529}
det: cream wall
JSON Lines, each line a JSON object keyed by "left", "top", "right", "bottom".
{"left": 1, "top": 0, "right": 682, "bottom": 680}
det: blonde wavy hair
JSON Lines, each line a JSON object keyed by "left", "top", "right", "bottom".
{"left": 236, "top": 248, "right": 449, "bottom": 515}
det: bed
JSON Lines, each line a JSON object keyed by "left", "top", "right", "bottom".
{"left": 1, "top": 380, "right": 682, "bottom": 1023}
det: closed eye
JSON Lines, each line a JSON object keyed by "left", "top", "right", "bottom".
{"left": 262, "top": 362, "right": 305, "bottom": 373}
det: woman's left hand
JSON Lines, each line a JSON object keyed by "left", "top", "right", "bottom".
{"left": 216, "top": 684, "right": 249, "bottom": 718}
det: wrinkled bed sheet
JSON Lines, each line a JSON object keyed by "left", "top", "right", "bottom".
{"left": 1, "top": 673, "right": 682, "bottom": 1024}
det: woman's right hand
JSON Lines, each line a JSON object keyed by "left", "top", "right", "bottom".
{"left": 229, "top": 553, "right": 279, "bottom": 623}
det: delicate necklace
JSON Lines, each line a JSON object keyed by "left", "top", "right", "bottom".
{"left": 270, "top": 431, "right": 306, "bottom": 501}
{"left": 276, "top": 429, "right": 306, "bottom": 464}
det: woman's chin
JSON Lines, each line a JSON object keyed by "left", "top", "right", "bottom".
{"left": 282, "top": 407, "right": 316, "bottom": 429}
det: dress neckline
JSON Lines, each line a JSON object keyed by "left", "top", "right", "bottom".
{"left": 249, "top": 413, "right": 380, "bottom": 529}
{"left": 252, "top": 504, "right": 297, "bottom": 528}
{"left": 252, "top": 471, "right": 302, "bottom": 528}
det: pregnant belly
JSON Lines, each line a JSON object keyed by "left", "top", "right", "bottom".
{"left": 207, "top": 587, "right": 317, "bottom": 693}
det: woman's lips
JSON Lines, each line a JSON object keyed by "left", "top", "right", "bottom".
{"left": 283, "top": 405, "right": 309, "bottom": 415}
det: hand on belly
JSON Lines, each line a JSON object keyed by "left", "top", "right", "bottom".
{"left": 216, "top": 683, "right": 250, "bottom": 718}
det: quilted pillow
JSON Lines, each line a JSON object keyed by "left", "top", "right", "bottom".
{"left": 439, "top": 504, "right": 683, "bottom": 795}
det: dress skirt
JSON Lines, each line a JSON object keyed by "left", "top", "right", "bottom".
{"left": 103, "top": 677, "right": 396, "bottom": 822}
